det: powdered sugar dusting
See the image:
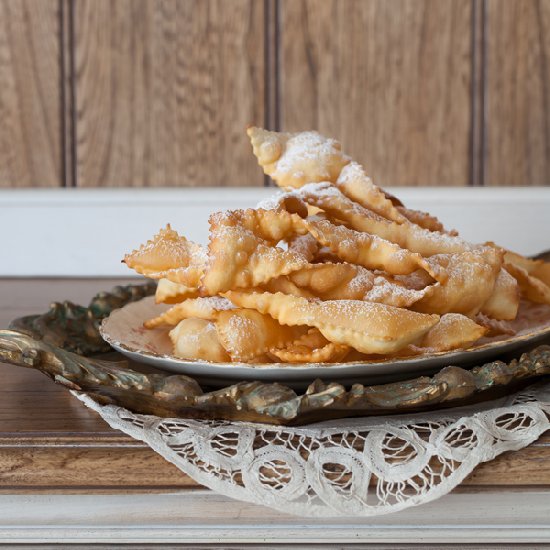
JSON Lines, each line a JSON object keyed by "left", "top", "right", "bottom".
{"left": 256, "top": 191, "right": 287, "bottom": 210}
{"left": 347, "top": 267, "right": 375, "bottom": 295}
{"left": 273, "top": 131, "right": 349, "bottom": 181}
{"left": 199, "top": 297, "right": 234, "bottom": 311}
{"left": 336, "top": 161, "right": 366, "bottom": 185}
{"left": 364, "top": 276, "right": 427, "bottom": 306}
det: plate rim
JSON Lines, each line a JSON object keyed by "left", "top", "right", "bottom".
{"left": 99, "top": 296, "right": 550, "bottom": 372}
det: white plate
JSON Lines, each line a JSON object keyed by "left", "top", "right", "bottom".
{"left": 100, "top": 296, "right": 550, "bottom": 389}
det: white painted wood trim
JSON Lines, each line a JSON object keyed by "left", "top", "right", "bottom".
{"left": 0, "top": 489, "right": 549, "bottom": 544}
{"left": 1, "top": 187, "right": 549, "bottom": 276}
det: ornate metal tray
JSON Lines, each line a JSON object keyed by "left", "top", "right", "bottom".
{"left": 1, "top": 282, "right": 550, "bottom": 426}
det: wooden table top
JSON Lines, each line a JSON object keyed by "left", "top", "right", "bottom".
{"left": 0, "top": 278, "right": 549, "bottom": 494}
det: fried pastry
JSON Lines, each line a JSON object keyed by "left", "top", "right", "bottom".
{"left": 261, "top": 276, "right": 316, "bottom": 298}
{"left": 225, "top": 290, "right": 439, "bottom": 355}
{"left": 124, "top": 225, "right": 207, "bottom": 285}
{"left": 395, "top": 206, "right": 451, "bottom": 233}
{"left": 287, "top": 233, "right": 320, "bottom": 262}
{"left": 269, "top": 328, "right": 350, "bottom": 363}
{"left": 480, "top": 268, "right": 520, "bottom": 320}
{"left": 247, "top": 127, "right": 349, "bottom": 189}
{"left": 303, "top": 218, "right": 445, "bottom": 281}
{"left": 335, "top": 162, "right": 408, "bottom": 224}
{"left": 364, "top": 274, "right": 437, "bottom": 308}
{"left": 215, "top": 309, "right": 304, "bottom": 363}
{"left": 201, "top": 208, "right": 309, "bottom": 294}
{"left": 212, "top": 207, "right": 305, "bottom": 244}
{"left": 412, "top": 249, "right": 503, "bottom": 316}
{"left": 505, "top": 250, "right": 550, "bottom": 287}
{"left": 288, "top": 262, "right": 364, "bottom": 295}
{"left": 505, "top": 263, "right": 550, "bottom": 306}
{"left": 144, "top": 297, "right": 234, "bottom": 328}
{"left": 155, "top": 278, "right": 200, "bottom": 304}
{"left": 169, "top": 318, "right": 230, "bottom": 362}
{"left": 417, "top": 313, "right": 487, "bottom": 352}
{"left": 124, "top": 125, "right": 550, "bottom": 366}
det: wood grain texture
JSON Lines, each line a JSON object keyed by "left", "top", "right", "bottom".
{"left": 0, "top": 442, "right": 195, "bottom": 490}
{"left": 0, "top": 0, "right": 61, "bottom": 187}
{"left": 485, "top": 0, "right": 550, "bottom": 186}
{"left": 279, "top": 0, "right": 473, "bottom": 187}
{"left": 471, "top": 0, "right": 485, "bottom": 187}
{"left": 73, "top": 0, "right": 265, "bottom": 187}
{"left": 0, "top": 278, "right": 549, "bottom": 492}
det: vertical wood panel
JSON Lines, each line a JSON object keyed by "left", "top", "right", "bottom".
{"left": 471, "top": 0, "right": 485, "bottom": 187}
{"left": 279, "top": 0, "right": 473, "bottom": 187}
{"left": 485, "top": 0, "right": 550, "bottom": 186}
{"left": 61, "top": 0, "right": 75, "bottom": 187}
{"left": 74, "top": 0, "right": 265, "bottom": 187}
{"left": 0, "top": 0, "right": 61, "bottom": 187}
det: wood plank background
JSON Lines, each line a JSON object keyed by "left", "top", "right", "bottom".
{"left": 279, "top": 0, "right": 473, "bottom": 187}
{"left": 0, "top": 0, "right": 548, "bottom": 188}
{"left": 0, "top": 0, "right": 61, "bottom": 187}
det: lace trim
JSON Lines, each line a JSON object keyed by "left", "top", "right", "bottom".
{"left": 76, "top": 382, "right": 550, "bottom": 517}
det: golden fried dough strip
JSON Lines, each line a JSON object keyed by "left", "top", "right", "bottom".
{"left": 169, "top": 318, "right": 230, "bottom": 362}
{"left": 505, "top": 250, "right": 550, "bottom": 287}
{"left": 248, "top": 127, "right": 410, "bottom": 227}
{"left": 155, "top": 278, "right": 200, "bottom": 304}
{"left": 396, "top": 206, "right": 452, "bottom": 234}
{"left": 298, "top": 183, "right": 470, "bottom": 256}
{"left": 144, "top": 297, "right": 234, "bottom": 328}
{"left": 269, "top": 328, "right": 350, "bottom": 363}
{"left": 475, "top": 313, "right": 516, "bottom": 337}
{"left": 264, "top": 150, "right": 450, "bottom": 234}
{"left": 123, "top": 225, "right": 207, "bottom": 281}
{"left": 313, "top": 246, "right": 343, "bottom": 264}
{"left": 296, "top": 181, "right": 387, "bottom": 226}
{"left": 200, "top": 208, "right": 310, "bottom": 294}
{"left": 417, "top": 313, "right": 487, "bottom": 352}
{"left": 413, "top": 249, "right": 503, "bottom": 316}
{"left": 225, "top": 291, "right": 439, "bottom": 355}
{"left": 504, "top": 250, "right": 542, "bottom": 273}
{"left": 264, "top": 264, "right": 374, "bottom": 300}
{"left": 202, "top": 224, "right": 309, "bottom": 294}
{"left": 534, "top": 263, "right": 550, "bottom": 287}
{"left": 351, "top": 213, "right": 473, "bottom": 256}
{"left": 335, "top": 162, "right": 408, "bottom": 224}
{"left": 320, "top": 266, "right": 375, "bottom": 300}
{"left": 480, "top": 268, "right": 520, "bottom": 320}
{"left": 288, "top": 263, "right": 360, "bottom": 295}
{"left": 216, "top": 309, "right": 305, "bottom": 363}
{"left": 393, "top": 269, "right": 436, "bottom": 290}
{"left": 247, "top": 127, "right": 350, "bottom": 189}
{"left": 303, "top": 218, "right": 445, "bottom": 281}
{"left": 153, "top": 265, "right": 205, "bottom": 288}
{"left": 212, "top": 208, "right": 305, "bottom": 244}
{"left": 287, "top": 233, "right": 320, "bottom": 262}
{"left": 505, "top": 263, "right": 550, "bottom": 305}
{"left": 261, "top": 276, "right": 315, "bottom": 298}
{"left": 364, "top": 275, "right": 438, "bottom": 308}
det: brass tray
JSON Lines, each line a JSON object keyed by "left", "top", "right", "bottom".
{"left": 1, "top": 282, "right": 550, "bottom": 426}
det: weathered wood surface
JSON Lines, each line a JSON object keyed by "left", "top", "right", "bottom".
{"left": 73, "top": 0, "right": 265, "bottom": 187}
{"left": 279, "top": 0, "right": 473, "bottom": 187}
{"left": 0, "top": 0, "right": 549, "bottom": 188}
{"left": 0, "top": 0, "right": 61, "bottom": 188}
{"left": 485, "top": 0, "right": 550, "bottom": 186}
{"left": 0, "top": 278, "right": 549, "bottom": 493}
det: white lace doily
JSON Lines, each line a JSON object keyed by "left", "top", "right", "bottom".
{"left": 76, "top": 381, "right": 550, "bottom": 517}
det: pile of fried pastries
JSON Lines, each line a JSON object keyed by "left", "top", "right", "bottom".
{"left": 123, "top": 127, "right": 550, "bottom": 365}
